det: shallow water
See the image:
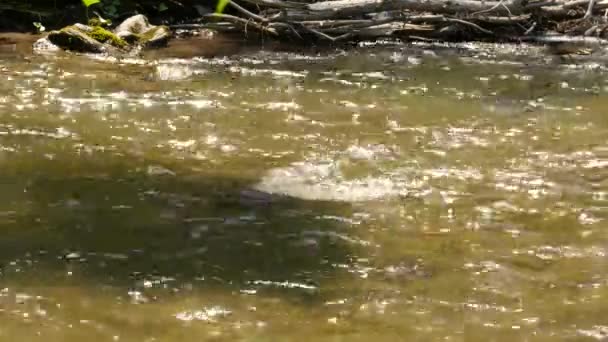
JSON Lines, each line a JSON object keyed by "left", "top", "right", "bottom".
{"left": 0, "top": 39, "right": 607, "bottom": 341}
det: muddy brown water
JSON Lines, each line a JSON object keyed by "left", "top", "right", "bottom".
{"left": 0, "top": 37, "right": 607, "bottom": 341}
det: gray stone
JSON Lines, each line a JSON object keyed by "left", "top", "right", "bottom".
{"left": 73, "top": 23, "right": 94, "bottom": 33}
{"left": 142, "top": 25, "right": 172, "bottom": 48}
{"left": 32, "top": 15, "right": 171, "bottom": 56}
{"left": 114, "top": 14, "right": 151, "bottom": 34}
{"left": 114, "top": 14, "right": 171, "bottom": 48}
{"left": 47, "top": 27, "right": 107, "bottom": 53}
{"left": 32, "top": 37, "right": 61, "bottom": 52}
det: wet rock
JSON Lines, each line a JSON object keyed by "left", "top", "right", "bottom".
{"left": 114, "top": 14, "right": 148, "bottom": 35}
{"left": 32, "top": 14, "right": 171, "bottom": 55}
{"left": 47, "top": 26, "right": 108, "bottom": 53}
{"left": 32, "top": 36, "right": 60, "bottom": 53}
{"left": 143, "top": 26, "right": 171, "bottom": 48}
{"left": 114, "top": 14, "right": 171, "bottom": 48}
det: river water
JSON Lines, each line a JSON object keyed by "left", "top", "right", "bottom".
{"left": 0, "top": 38, "right": 607, "bottom": 341}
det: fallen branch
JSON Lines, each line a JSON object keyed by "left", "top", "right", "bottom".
{"left": 203, "top": 13, "right": 278, "bottom": 35}
{"left": 518, "top": 33, "right": 608, "bottom": 45}
{"left": 356, "top": 22, "right": 436, "bottom": 37}
{"left": 240, "top": 0, "right": 306, "bottom": 8}
{"left": 474, "top": 14, "right": 532, "bottom": 23}
{"left": 306, "top": 0, "right": 527, "bottom": 16}
{"left": 541, "top": 0, "right": 608, "bottom": 17}
{"left": 584, "top": 0, "right": 597, "bottom": 18}
{"left": 229, "top": 1, "right": 269, "bottom": 22}
{"left": 188, "top": 0, "right": 608, "bottom": 45}
{"left": 446, "top": 18, "right": 493, "bottom": 34}
{"left": 584, "top": 24, "right": 598, "bottom": 34}
{"left": 299, "top": 24, "right": 354, "bottom": 40}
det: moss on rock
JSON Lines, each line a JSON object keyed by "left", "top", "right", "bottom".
{"left": 89, "top": 26, "right": 126, "bottom": 48}
{"left": 49, "top": 26, "right": 106, "bottom": 53}
{"left": 36, "top": 15, "right": 171, "bottom": 55}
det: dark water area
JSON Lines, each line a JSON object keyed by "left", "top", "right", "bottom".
{"left": 0, "top": 38, "right": 607, "bottom": 341}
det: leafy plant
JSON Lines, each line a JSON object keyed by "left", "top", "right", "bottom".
{"left": 81, "top": 0, "right": 120, "bottom": 19}
{"left": 81, "top": 0, "right": 100, "bottom": 19}
{"left": 216, "top": 0, "right": 230, "bottom": 14}
{"left": 81, "top": 0, "right": 101, "bottom": 7}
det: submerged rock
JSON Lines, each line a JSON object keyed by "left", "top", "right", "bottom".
{"left": 33, "top": 14, "right": 171, "bottom": 55}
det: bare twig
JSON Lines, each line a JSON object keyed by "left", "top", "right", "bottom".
{"left": 228, "top": 1, "right": 269, "bottom": 22}
{"left": 524, "top": 0, "right": 561, "bottom": 9}
{"left": 320, "top": 20, "right": 434, "bottom": 34}
{"left": 287, "top": 24, "right": 304, "bottom": 39}
{"left": 584, "top": 24, "right": 598, "bottom": 34}
{"left": 524, "top": 21, "right": 537, "bottom": 34}
{"left": 563, "top": 0, "right": 592, "bottom": 8}
{"left": 500, "top": 1, "right": 515, "bottom": 16}
{"left": 299, "top": 19, "right": 379, "bottom": 26}
{"left": 170, "top": 23, "right": 209, "bottom": 29}
{"left": 471, "top": 0, "right": 506, "bottom": 15}
{"left": 538, "top": 0, "right": 608, "bottom": 17}
{"left": 446, "top": 18, "right": 494, "bottom": 34}
{"left": 268, "top": 22, "right": 304, "bottom": 38}
{"left": 299, "top": 24, "right": 353, "bottom": 41}
{"left": 300, "top": 24, "right": 340, "bottom": 40}
{"left": 240, "top": 0, "right": 306, "bottom": 8}
{"left": 203, "top": 13, "right": 278, "bottom": 35}
{"left": 583, "top": 0, "right": 596, "bottom": 18}
{"left": 473, "top": 14, "right": 532, "bottom": 23}
{"left": 409, "top": 35, "right": 438, "bottom": 41}
{"left": 556, "top": 0, "right": 608, "bottom": 9}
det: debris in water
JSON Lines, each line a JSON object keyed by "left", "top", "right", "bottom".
{"left": 175, "top": 306, "right": 232, "bottom": 322}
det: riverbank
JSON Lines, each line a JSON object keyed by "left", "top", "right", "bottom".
{"left": 3, "top": 0, "right": 608, "bottom": 51}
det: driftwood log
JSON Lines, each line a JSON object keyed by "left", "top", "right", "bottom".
{"left": 172, "top": 0, "right": 608, "bottom": 47}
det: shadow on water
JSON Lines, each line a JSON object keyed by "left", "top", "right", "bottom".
{"left": 0, "top": 154, "right": 356, "bottom": 302}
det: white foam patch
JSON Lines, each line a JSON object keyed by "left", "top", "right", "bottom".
{"left": 175, "top": 306, "right": 232, "bottom": 322}
{"left": 155, "top": 64, "right": 206, "bottom": 81}
{"left": 254, "top": 161, "right": 407, "bottom": 202}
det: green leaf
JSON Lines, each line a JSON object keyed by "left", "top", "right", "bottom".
{"left": 215, "top": 0, "right": 230, "bottom": 14}
{"left": 81, "top": 0, "right": 101, "bottom": 8}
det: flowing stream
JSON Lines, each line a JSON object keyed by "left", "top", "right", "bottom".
{"left": 0, "top": 38, "right": 607, "bottom": 341}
